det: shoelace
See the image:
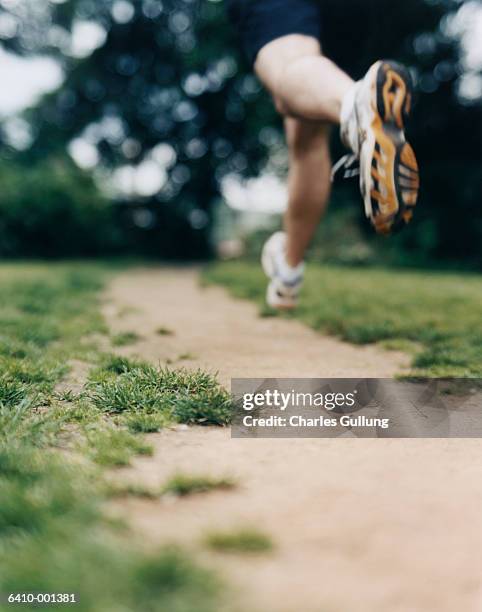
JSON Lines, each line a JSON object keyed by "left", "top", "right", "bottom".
{"left": 331, "top": 153, "right": 360, "bottom": 183}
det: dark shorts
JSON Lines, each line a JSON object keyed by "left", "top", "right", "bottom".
{"left": 226, "top": 0, "right": 322, "bottom": 66}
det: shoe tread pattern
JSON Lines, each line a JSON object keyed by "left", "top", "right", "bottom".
{"left": 370, "top": 61, "right": 419, "bottom": 235}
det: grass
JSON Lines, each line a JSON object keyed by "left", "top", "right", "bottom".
{"left": 162, "top": 474, "right": 236, "bottom": 497}
{"left": 204, "top": 528, "right": 274, "bottom": 554}
{"left": 112, "top": 331, "right": 141, "bottom": 346}
{"left": 83, "top": 426, "right": 154, "bottom": 466}
{"left": 106, "top": 474, "right": 236, "bottom": 500}
{"left": 177, "top": 352, "right": 197, "bottom": 361}
{"left": 124, "top": 412, "right": 168, "bottom": 433}
{"left": 106, "top": 481, "right": 164, "bottom": 499}
{"left": 87, "top": 360, "right": 232, "bottom": 425}
{"left": 157, "top": 326, "right": 175, "bottom": 336}
{"left": 204, "top": 261, "right": 482, "bottom": 378}
{"left": 0, "top": 262, "right": 225, "bottom": 612}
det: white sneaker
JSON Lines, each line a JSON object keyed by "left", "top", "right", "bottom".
{"left": 340, "top": 60, "right": 419, "bottom": 235}
{"left": 261, "top": 232, "right": 304, "bottom": 310}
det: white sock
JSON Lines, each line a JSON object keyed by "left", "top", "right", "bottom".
{"left": 275, "top": 249, "right": 305, "bottom": 284}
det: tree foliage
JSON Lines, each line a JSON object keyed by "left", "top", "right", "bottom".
{"left": 0, "top": 158, "right": 121, "bottom": 257}
{"left": 0, "top": 0, "right": 480, "bottom": 264}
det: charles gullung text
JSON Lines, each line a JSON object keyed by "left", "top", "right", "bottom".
{"left": 241, "top": 389, "right": 390, "bottom": 429}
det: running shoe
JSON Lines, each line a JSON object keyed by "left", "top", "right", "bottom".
{"left": 261, "top": 232, "right": 304, "bottom": 310}
{"left": 340, "top": 60, "right": 419, "bottom": 235}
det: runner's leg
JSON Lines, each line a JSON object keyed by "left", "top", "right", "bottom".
{"left": 283, "top": 118, "right": 332, "bottom": 266}
{"left": 255, "top": 35, "right": 354, "bottom": 124}
{"left": 255, "top": 35, "right": 349, "bottom": 265}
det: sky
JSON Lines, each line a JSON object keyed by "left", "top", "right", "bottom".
{"left": 0, "top": 49, "right": 62, "bottom": 117}
{"left": 0, "top": 17, "right": 106, "bottom": 117}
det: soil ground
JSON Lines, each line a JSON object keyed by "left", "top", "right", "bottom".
{"left": 103, "top": 266, "right": 482, "bottom": 612}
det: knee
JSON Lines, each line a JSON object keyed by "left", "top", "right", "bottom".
{"left": 274, "top": 96, "right": 291, "bottom": 116}
{"left": 254, "top": 34, "right": 321, "bottom": 116}
{"left": 272, "top": 58, "right": 312, "bottom": 118}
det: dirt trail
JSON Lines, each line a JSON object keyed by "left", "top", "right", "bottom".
{"left": 103, "top": 266, "right": 482, "bottom": 612}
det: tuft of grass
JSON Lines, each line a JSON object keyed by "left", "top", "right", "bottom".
{"left": 162, "top": 474, "right": 236, "bottom": 497}
{"left": 0, "top": 399, "right": 62, "bottom": 450}
{"left": 91, "top": 353, "right": 146, "bottom": 379}
{"left": 204, "top": 262, "right": 482, "bottom": 377}
{"left": 124, "top": 412, "right": 167, "bottom": 433}
{"left": 0, "top": 376, "right": 29, "bottom": 407}
{"left": 106, "top": 474, "right": 236, "bottom": 500}
{"left": 156, "top": 326, "right": 175, "bottom": 336}
{"left": 379, "top": 338, "right": 422, "bottom": 354}
{"left": 170, "top": 389, "right": 232, "bottom": 425}
{"left": 84, "top": 426, "right": 153, "bottom": 467}
{"left": 204, "top": 528, "right": 274, "bottom": 554}
{"left": 177, "top": 352, "right": 196, "bottom": 361}
{"left": 3, "top": 357, "right": 68, "bottom": 387}
{"left": 87, "top": 365, "right": 232, "bottom": 425}
{"left": 105, "top": 481, "right": 162, "bottom": 500}
{"left": 112, "top": 331, "right": 141, "bottom": 346}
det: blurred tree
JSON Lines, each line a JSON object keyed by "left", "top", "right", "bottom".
{"left": 0, "top": 0, "right": 480, "bottom": 264}
{"left": 1, "top": 0, "right": 277, "bottom": 258}
{"left": 0, "top": 158, "right": 122, "bottom": 257}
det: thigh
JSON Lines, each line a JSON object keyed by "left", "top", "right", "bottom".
{"left": 226, "top": 0, "right": 322, "bottom": 68}
{"left": 255, "top": 34, "right": 321, "bottom": 97}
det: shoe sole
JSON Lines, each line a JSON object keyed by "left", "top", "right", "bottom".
{"left": 266, "top": 282, "right": 298, "bottom": 311}
{"left": 364, "top": 61, "right": 419, "bottom": 235}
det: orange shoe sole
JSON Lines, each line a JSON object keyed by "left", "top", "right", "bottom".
{"left": 369, "top": 61, "right": 419, "bottom": 235}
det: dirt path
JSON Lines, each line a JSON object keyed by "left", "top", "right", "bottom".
{"left": 103, "top": 266, "right": 482, "bottom": 612}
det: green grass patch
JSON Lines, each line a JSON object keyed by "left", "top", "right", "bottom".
{"left": 112, "top": 331, "right": 141, "bottom": 346}
{"left": 93, "top": 353, "right": 146, "bottom": 376}
{"left": 204, "top": 528, "right": 274, "bottom": 554}
{"left": 83, "top": 426, "right": 154, "bottom": 467}
{"left": 0, "top": 376, "right": 29, "bottom": 407}
{"left": 124, "top": 412, "right": 168, "bottom": 433}
{"left": 177, "top": 352, "right": 197, "bottom": 361}
{"left": 3, "top": 534, "right": 220, "bottom": 612}
{"left": 379, "top": 338, "right": 423, "bottom": 354}
{"left": 87, "top": 362, "right": 232, "bottom": 425}
{"left": 108, "top": 474, "right": 236, "bottom": 501}
{"left": 105, "top": 481, "right": 163, "bottom": 499}
{"left": 204, "top": 262, "right": 482, "bottom": 377}
{"left": 0, "top": 446, "right": 99, "bottom": 539}
{"left": 0, "top": 262, "right": 224, "bottom": 611}
{"left": 157, "top": 326, "right": 175, "bottom": 336}
{"left": 162, "top": 474, "right": 236, "bottom": 497}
